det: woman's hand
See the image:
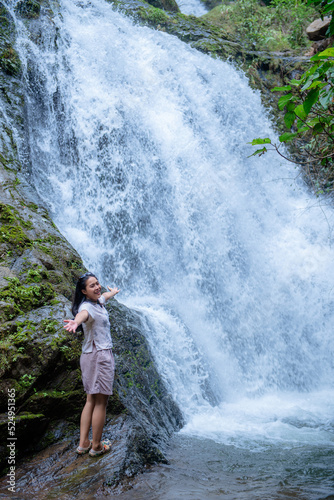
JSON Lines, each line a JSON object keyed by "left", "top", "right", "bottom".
{"left": 103, "top": 286, "right": 120, "bottom": 301}
{"left": 63, "top": 310, "right": 89, "bottom": 332}
{"left": 107, "top": 286, "right": 120, "bottom": 297}
{"left": 63, "top": 319, "right": 79, "bottom": 332}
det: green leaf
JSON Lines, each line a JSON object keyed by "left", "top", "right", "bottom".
{"left": 319, "top": 88, "right": 334, "bottom": 108}
{"left": 296, "top": 126, "right": 309, "bottom": 134}
{"left": 306, "top": 81, "right": 327, "bottom": 91}
{"left": 248, "top": 138, "right": 271, "bottom": 145}
{"left": 286, "top": 101, "right": 296, "bottom": 112}
{"left": 311, "top": 48, "right": 334, "bottom": 61}
{"left": 278, "top": 94, "right": 293, "bottom": 110}
{"left": 303, "top": 88, "right": 319, "bottom": 114}
{"left": 279, "top": 132, "right": 298, "bottom": 142}
{"left": 289, "top": 78, "right": 302, "bottom": 86}
{"left": 312, "top": 62, "right": 334, "bottom": 80}
{"left": 301, "top": 79, "right": 325, "bottom": 92}
{"left": 272, "top": 85, "right": 292, "bottom": 92}
{"left": 312, "top": 122, "right": 324, "bottom": 135}
{"left": 308, "top": 117, "right": 320, "bottom": 127}
{"left": 247, "top": 147, "right": 268, "bottom": 157}
{"left": 302, "top": 63, "right": 321, "bottom": 82}
{"left": 284, "top": 111, "right": 295, "bottom": 129}
{"left": 294, "top": 104, "right": 307, "bottom": 120}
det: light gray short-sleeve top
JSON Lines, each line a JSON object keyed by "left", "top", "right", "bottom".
{"left": 79, "top": 296, "right": 112, "bottom": 353}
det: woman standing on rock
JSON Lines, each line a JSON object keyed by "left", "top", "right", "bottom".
{"left": 64, "top": 272, "right": 120, "bottom": 457}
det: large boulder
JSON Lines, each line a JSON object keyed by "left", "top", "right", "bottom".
{"left": 306, "top": 16, "right": 331, "bottom": 41}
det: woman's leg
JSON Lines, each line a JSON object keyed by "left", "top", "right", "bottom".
{"left": 91, "top": 393, "right": 109, "bottom": 451}
{"left": 79, "top": 394, "right": 96, "bottom": 448}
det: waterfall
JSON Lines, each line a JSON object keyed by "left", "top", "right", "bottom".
{"left": 178, "top": 0, "right": 208, "bottom": 16}
{"left": 8, "top": 0, "right": 334, "bottom": 449}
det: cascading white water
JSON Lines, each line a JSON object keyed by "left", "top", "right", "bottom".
{"left": 178, "top": 0, "right": 208, "bottom": 16}
{"left": 8, "top": 0, "right": 334, "bottom": 449}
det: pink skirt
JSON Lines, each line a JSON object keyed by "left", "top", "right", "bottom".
{"left": 80, "top": 344, "right": 115, "bottom": 395}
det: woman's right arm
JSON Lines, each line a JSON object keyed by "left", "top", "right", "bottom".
{"left": 63, "top": 310, "right": 89, "bottom": 332}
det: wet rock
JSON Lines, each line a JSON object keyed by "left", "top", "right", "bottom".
{"left": 306, "top": 16, "right": 331, "bottom": 41}
{"left": 0, "top": 266, "right": 18, "bottom": 286}
{"left": 0, "top": 414, "right": 172, "bottom": 498}
{"left": 201, "top": 0, "right": 221, "bottom": 9}
{"left": 304, "top": 36, "right": 334, "bottom": 56}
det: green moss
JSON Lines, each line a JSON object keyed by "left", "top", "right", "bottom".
{"left": 0, "top": 203, "right": 32, "bottom": 253}
{"left": 151, "top": 379, "right": 162, "bottom": 398}
{"left": 146, "top": 0, "right": 179, "bottom": 12}
{"left": 0, "top": 46, "right": 21, "bottom": 76}
{"left": 10, "top": 320, "right": 36, "bottom": 344}
{"left": 137, "top": 5, "right": 169, "bottom": 24}
{"left": 26, "top": 389, "right": 86, "bottom": 420}
{"left": 0, "top": 223, "right": 29, "bottom": 248}
{"left": 58, "top": 338, "right": 82, "bottom": 362}
{"left": 19, "top": 373, "right": 36, "bottom": 388}
{"left": 26, "top": 267, "right": 48, "bottom": 283}
{"left": 0, "top": 153, "right": 16, "bottom": 172}
{"left": 27, "top": 202, "right": 39, "bottom": 212}
{"left": 0, "top": 203, "right": 16, "bottom": 224}
{"left": 0, "top": 277, "right": 55, "bottom": 317}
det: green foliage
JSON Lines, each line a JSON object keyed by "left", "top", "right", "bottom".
{"left": 19, "top": 373, "right": 36, "bottom": 388}
{"left": 11, "top": 321, "right": 36, "bottom": 344}
{"left": 0, "top": 277, "right": 55, "bottom": 316}
{"left": 307, "top": 0, "right": 334, "bottom": 35}
{"left": 204, "top": 0, "right": 317, "bottom": 51}
{"left": 26, "top": 268, "right": 44, "bottom": 283}
{"left": 0, "top": 203, "right": 32, "bottom": 253}
{"left": 137, "top": 5, "right": 169, "bottom": 24}
{"left": 250, "top": 48, "right": 334, "bottom": 196}
{"left": 40, "top": 319, "right": 59, "bottom": 335}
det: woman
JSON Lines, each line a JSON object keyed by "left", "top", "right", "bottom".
{"left": 64, "top": 272, "right": 120, "bottom": 457}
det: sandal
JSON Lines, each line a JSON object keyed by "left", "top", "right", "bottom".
{"left": 89, "top": 439, "right": 111, "bottom": 457}
{"left": 76, "top": 440, "right": 92, "bottom": 455}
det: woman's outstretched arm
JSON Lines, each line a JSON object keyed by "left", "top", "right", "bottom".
{"left": 63, "top": 310, "right": 89, "bottom": 332}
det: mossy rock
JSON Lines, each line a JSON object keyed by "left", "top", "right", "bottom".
{"left": 23, "top": 390, "right": 86, "bottom": 421}
{"left": 0, "top": 5, "right": 19, "bottom": 76}
{"left": 0, "top": 46, "right": 21, "bottom": 76}
{"left": 146, "top": 0, "right": 179, "bottom": 12}
{"left": 109, "top": 0, "right": 242, "bottom": 60}
{"left": 14, "top": 0, "right": 41, "bottom": 19}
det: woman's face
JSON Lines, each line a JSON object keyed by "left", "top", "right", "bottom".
{"left": 82, "top": 276, "right": 102, "bottom": 302}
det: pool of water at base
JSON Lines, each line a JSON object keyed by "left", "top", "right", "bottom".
{"left": 119, "top": 434, "right": 334, "bottom": 500}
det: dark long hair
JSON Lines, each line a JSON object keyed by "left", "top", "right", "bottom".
{"left": 72, "top": 272, "right": 97, "bottom": 317}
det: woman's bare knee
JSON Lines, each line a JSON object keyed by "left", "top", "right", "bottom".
{"left": 95, "top": 393, "right": 108, "bottom": 406}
